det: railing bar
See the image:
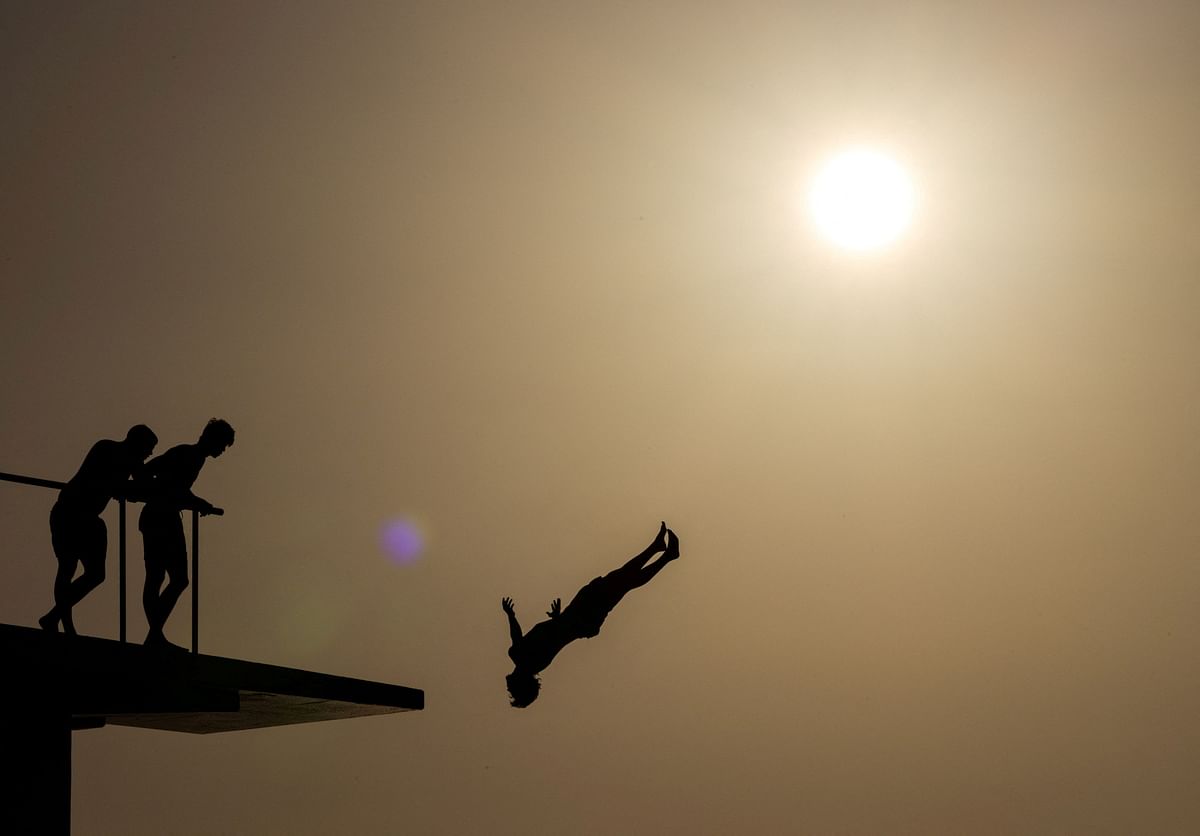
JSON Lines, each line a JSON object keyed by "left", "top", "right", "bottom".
{"left": 191, "top": 510, "right": 199, "bottom": 655}
{"left": 119, "top": 498, "right": 127, "bottom": 643}
{"left": 0, "top": 471, "right": 66, "bottom": 490}
{"left": 3, "top": 470, "right": 207, "bottom": 654}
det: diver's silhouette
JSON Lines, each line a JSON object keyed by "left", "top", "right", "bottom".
{"left": 502, "top": 522, "right": 680, "bottom": 707}
{"left": 138, "top": 419, "right": 234, "bottom": 649}
{"left": 39, "top": 425, "right": 159, "bottom": 635}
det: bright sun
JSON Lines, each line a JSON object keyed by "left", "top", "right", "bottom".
{"left": 808, "top": 148, "right": 916, "bottom": 252}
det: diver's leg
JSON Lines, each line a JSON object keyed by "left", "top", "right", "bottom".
{"left": 615, "top": 522, "right": 668, "bottom": 573}
{"left": 628, "top": 528, "right": 680, "bottom": 589}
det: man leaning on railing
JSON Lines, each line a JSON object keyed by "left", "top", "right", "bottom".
{"left": 137, "top": 418, "right": 234, "bottom": 650}
{"left": 38, "top": 425, "right": 159, "bottom": 636}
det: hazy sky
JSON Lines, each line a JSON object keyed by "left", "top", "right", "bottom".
{"left": 3, "top": 2, "right": 1200, "bottom": 833}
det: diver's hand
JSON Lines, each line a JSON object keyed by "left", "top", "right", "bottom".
{"left": 502, "top": 597, "right": 515, "bottom": 615}
{"left": 546, "top": 598, "right": 562, "bottom": 619}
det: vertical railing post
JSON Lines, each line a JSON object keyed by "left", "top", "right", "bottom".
{"left": 119, "top": 498, "right": 127, "bottom": 643}
{"left": 191, "top": 509, "right": 199, "bottom": 655}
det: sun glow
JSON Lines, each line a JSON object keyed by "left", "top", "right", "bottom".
{"left": 808, "top": 148, "right": 916, "bottom": 252}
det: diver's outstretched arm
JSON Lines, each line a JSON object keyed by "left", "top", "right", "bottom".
{"left": 501, "top": 597, "right": 523, "bottom": 646}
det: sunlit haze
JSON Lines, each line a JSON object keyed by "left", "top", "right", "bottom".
{"left": 4, "top": 2, "right": 1200, "bottom": 834}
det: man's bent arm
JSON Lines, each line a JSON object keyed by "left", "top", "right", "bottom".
{"left": 177, "top": 492, "right": 217, "bottom": 513}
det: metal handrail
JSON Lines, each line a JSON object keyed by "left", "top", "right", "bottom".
{"left": 0, "top": 470, "right": 202, "bottom": 653}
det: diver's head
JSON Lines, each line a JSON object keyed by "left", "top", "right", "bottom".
{"left": 505, "top": 671, "right": 541, "bottom": 708}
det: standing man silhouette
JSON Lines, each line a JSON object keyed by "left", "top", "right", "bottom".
{"left": 138, "top": 418, "right": 234, "bottom": 648}
{"left": 39, "top": 424, "right": 159, "bottom": 635}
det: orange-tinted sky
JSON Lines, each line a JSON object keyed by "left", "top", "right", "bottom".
{"left": 3, "top": 2, "right": 1200, "bottom": 833}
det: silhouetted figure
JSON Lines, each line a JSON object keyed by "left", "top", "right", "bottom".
{"left": 138, "top": 419, "right": 234, "bottom": 649}
{"left": 39, "top": 425, "right": 159, "bottom": 635}
{"left": 502, "top": 522, "right": 680, "bottom": 707}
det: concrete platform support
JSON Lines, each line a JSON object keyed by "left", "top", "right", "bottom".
{"left": 4, "top": 703, "right": 72, "bottom": 836}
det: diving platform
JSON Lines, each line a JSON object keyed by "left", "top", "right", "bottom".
{"left": 0, "top": 622, "right": 423, "bottom": 834}
{"left": 0, "top": 622, "right": 423, "bottom": 731}
{"left": 1, "top": 469, "right": 425, "bottom": 833}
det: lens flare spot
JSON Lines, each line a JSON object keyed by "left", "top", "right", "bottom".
{"left": 380, "top": 517, "right": 426, "bottom": 565}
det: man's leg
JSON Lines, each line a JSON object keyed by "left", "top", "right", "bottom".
{"left": 142, "top": 516, "right": 171, "bottom": 643}
{"left": 67, "top": 552, "right": 107, "bottom": 607}
{"left": 40, "top": 514, "right": 104, "bottom": 635}
{"left": 68, "top": 516, "right": 108, "bottom": 598}
{"left": 144, "top": 516, "right": 187, "bottom": 647}
{"left": 41, "top": 510, "right": 72, "bottom": 632}
{"left": 39, "top": 555, "right": 78, "bottom": 634}
{"left": 625, "top": 528, "right": 680, "bottom": 590}
{"left": 155, "top": 557, "right": 189, "bottom": 639}
{"left": 614, "top": 522, "right": 669, "bottom": 575}
{"left": 142, "top": 560, "right": 166, "bottom": 640}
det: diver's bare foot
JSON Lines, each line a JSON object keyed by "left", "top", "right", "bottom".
{"left": 651, "top": 521, "right": 668, "bottom": 552}
{"left": 664, "top": 529, "right": 680, "bottom": 560}
{"left": 38, "top": 612, "right": 58, "bottom": 632}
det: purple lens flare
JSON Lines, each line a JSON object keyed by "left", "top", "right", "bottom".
{"left": 379, "top": 517, "right": 426, "bottom": 565}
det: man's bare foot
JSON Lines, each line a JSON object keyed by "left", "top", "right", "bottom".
{"left": 664, "top": 529, "right": 680, "bottom": 560}
{"left": 38, "top": 612, "right": 58, "bottom": 633}
{"left": 144, "top": 631, "right": 183, "bottom": 651}
{"left": 651, "top": 521, "right": 668, "bottom": 552}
